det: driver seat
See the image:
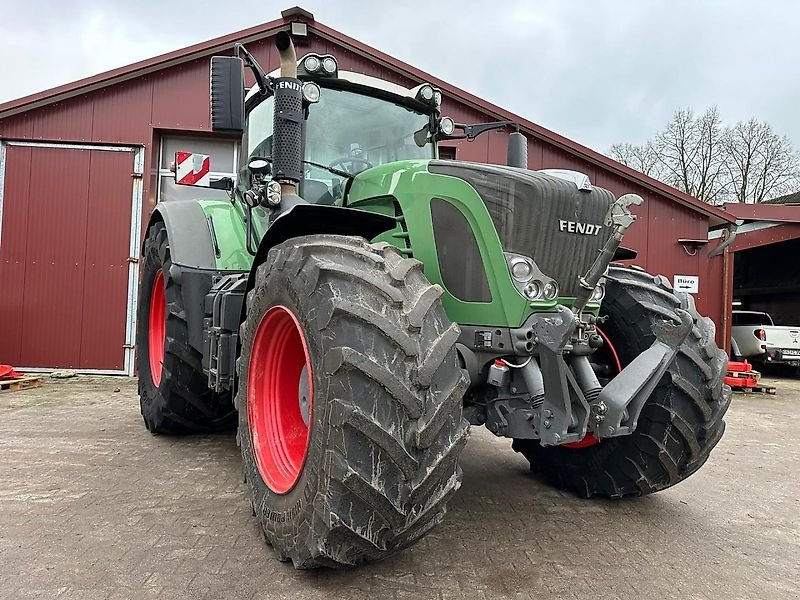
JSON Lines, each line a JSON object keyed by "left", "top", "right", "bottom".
{"left": 301, "top": 179, "right": 336, "bottom": 205}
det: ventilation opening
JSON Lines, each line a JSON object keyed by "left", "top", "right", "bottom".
{"left": 431, "top": 198, "right": 491, "bottom": 302}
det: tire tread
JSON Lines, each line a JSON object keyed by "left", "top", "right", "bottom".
{"left": 514, "top": 265, "right": 730, "bottom": 498}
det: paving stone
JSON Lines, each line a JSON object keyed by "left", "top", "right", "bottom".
{"left": 1, "top": 376, "right": 798, "bottom": 599}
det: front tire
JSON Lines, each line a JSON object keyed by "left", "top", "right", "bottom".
{"left": 136, "top": 221, "right": 236, "bottom": 434}
{"left": 513, "top": 266, "right": 731, "bottom": 498}
{"left": 237, "top": 235, "right": 469, "bottom": 568}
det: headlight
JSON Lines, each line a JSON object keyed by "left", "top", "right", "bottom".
{"left": 439, "top": 116, "right": 455, "bottom": 136}
{"left": 418, "top": 84, "right": 435, "bottom": 102}
{"left": 303, "top": 56, "right": 320, "bottom": 73}
{"left": 504, "top": 252, "right": 558, "bottom": 302}
{"left": 322, "top": 56, "right": 337, "bottom": 75}
{"left": 524, "top": 280, "right": 543, "bottom": 300}
{"left": 434, "top": 90, "right": 442, "bottom": 107}
{"left": 248, "top": 158, "right": 270, "bottom": 174}
{"left": 590, "top": 284, "right": 605, "bottom": 303}
{"left": 543, "top": 281, "right": 559, "bottom": 300}
{"left": 302, "top": 81, "right": 321, "bottom": 103}
{"left": 510, "top": 258, "right": 533, "bottom": 281}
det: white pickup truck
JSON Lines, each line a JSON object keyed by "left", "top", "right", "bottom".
{"left": 731, "top": 310, "right": 800, "bottom": 368}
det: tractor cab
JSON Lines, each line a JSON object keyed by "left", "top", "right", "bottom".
{"left": 243, "top": 60, "right": 439, "bottom": 205}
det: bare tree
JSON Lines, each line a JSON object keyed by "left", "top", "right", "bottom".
{"left": 651, "top": 107, "right": 727, "bottom": 204}
{"left": 723, "top": 118, "right": 799, "bottom": 203}
{"left": 609, "top": 141, "right": 663, "bottom": 179}
{"left": 609, "top": 108, "right": 800, "bottom": 204}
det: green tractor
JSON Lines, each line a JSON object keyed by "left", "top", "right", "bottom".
{"left": 136, "top": 31, "right": 731, "bottom": 568}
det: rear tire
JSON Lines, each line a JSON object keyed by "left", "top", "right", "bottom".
{"left": 136, "top": 221, "right": 236, "bottom": 434}
{"left": 237, "top": 235, "right": 469, "bottom": 568}
{"left": 513, "top": 266, "right": 731, "bottom": 498}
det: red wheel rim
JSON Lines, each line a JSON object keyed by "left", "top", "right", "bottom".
{"left": 148, "top": 271, "right": 166, "bottom": 387}
{"left": 247, "top": 306, "right": 313, "bottom": 494}
{"left": 563, "top": 326, "right": 622, "bottom": 449}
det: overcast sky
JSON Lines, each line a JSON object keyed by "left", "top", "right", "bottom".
{"left": 1, "top": 1, "right": 798, "bottom": 154}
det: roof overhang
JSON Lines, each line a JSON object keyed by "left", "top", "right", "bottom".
{"left": 728, "top": 222, "right": 800, "bottom": 252}
{"left": 722, "top": 202, "right": 800, "bottom": 224}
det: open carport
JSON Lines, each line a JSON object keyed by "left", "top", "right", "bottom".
{"left": 724, "top": 201, "right": 800, "bottom": 325}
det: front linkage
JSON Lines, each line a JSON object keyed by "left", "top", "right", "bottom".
{"left": 484, "top": 193, "right": 693, "bottom": 446}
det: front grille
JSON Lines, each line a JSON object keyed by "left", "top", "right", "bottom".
{"left": 429, "top": 161, "right": 614, "bottom": 297}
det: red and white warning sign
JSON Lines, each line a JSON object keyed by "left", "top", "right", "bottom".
{"left": 175, "top": 151, "right": 211, "bottom": 186}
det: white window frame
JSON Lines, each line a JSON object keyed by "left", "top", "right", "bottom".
{"left": 156, "top": 135, "right": 239, "bottom": 203}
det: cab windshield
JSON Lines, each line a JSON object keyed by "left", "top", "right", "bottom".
{"left": 246, "top": 86, "right": 434, "bottom": 204}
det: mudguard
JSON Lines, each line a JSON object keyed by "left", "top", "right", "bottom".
{"left": 244, "top": 202, "right": 396, "bottom": 303}
{"left": 144, "top": 199, "right": 253, "bottom": 271}
{"left": 143, "top": 199, "right": 248, "bottom": 354}
{"left": 145, "top": 200, "right": 218, "bottom": 269}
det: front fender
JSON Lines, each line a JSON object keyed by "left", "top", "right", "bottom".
{"left": 145, "top": 200, "right": 218, "bottom": 269}
{"left": 244, "top": 203, "right": 396, "bottom": 308}
{"left": 143, "top": 199, "right": 251, "bottom": 271}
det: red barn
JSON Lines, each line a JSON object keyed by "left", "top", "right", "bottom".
{"left": 0, "top": 7, "right": 736, "bottom": 373}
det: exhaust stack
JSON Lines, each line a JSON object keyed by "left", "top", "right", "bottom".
{"left": 272, "top": 31, "right": 303, "bottom": 197}
{"left": 276, "top": 30, "right": 297, "bottom": 78}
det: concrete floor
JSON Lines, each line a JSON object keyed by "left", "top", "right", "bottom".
{"left": 0, "top": 375, "right": 798, "bottom": 600}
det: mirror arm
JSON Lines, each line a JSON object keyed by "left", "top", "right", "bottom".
{"left": 436, "top": 132, "right": 467, "bottom": 141}
{"left": 435, "top": 120, "right": 516, "bottom": 142}
{"left": 462, "top": 120, "right": 514, "bottom": 140}
{"left": 234, "top": 43, "right": 272, "bottom": 95}
{"left": 209, "top": 177, "right": 234, "bottom": 191}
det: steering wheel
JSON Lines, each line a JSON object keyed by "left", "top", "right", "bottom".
{"left": 329, "top": 157, "right": 373, "bottom": 174}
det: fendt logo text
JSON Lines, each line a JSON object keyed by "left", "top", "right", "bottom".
{"left": 558, "top": 220, "right": 602, "bottom": 235}
{"left": 275, "top": 80, "right": 303, "bottom": 92}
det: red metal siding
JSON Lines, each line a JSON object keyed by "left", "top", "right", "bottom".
{"left": 0, "top": 145, "right": 33, "bottom": 361}
{"left": 0, "top": 145, "right": 133, "bottom": 369}
{"left": 541, "top": 145, "right": 599, "bottom": 181}
{"left": 78, "top": 150, "right": 136, "bottom": 369}
{"left": 32, "top": 98, "right": 94, "bottom": 142}
{"left": 731, "top": 223, "right": 800, "bottom": 251}
{"left": 91, "top": 78, "right": 153, "bottom": 144}
{"left": 0, "top": 113, "right": 33, "bottom": 139}
{"left": 16, "top": 146, "right": 91, "bottom": 367}
{"left": 152, "top": 59, "right": 212, "bottom": 131}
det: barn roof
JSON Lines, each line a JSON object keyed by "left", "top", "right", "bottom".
{"left": 0, "top": 6, "right": 735, "bottom": 225}
{"left": 763, "top": 191, "right": 800, "bottom": 206}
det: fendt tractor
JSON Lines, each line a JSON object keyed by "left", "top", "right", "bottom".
{"left": 136, "top": 30, "right": 731, "bottom": 568}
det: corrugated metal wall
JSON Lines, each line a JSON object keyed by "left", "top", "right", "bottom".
{"left": 0, "top": 29, "right": 728, "bottom": 365}
{"left": 0, "top": 144, "right": 135, "bottom": 370}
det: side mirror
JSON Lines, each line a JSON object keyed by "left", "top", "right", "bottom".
{"left": 507, "top": 131, "right": 528, "bottom": 169}
{"left": 210, "top": 56, "right": 245, "bottom": 133}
